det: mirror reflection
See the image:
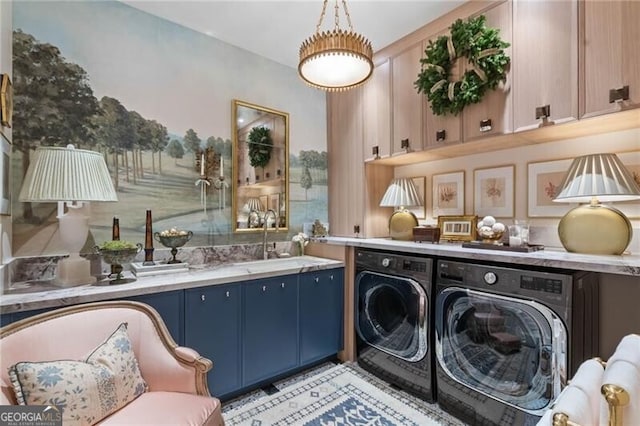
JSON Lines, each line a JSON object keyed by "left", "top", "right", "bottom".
{"left": 232, "top": 100, "right": 289, "bottom": 232}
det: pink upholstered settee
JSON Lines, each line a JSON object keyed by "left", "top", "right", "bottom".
{"left": 0, "top": 301, "right": 224, "bottom": 425}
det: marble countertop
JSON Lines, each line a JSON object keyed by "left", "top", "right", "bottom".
{"left": 314, "top": 237, "right": 640, "bottom": 276}
{"left": 0, "top": 256, "right": 344, "bottom": 314}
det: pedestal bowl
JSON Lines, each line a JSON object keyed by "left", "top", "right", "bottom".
{"left": 154, "top": 230, "right": 193, "bottom": 264}
{"left": 96, "top": 243, "right": 142, "bottom": 284}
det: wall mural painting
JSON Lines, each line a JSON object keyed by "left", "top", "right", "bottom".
{"left": 12, "top": 2, "right": 327, "bottom": 257}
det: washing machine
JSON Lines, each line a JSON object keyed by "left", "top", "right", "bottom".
{"left": 355, "top": 248, "right": 435, "bottom": 402}
{"left": 434, "top": 259, "right": 599, "bottom": 426}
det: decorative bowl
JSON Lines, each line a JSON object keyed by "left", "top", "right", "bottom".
{"left": 477, "top": 228, "right": 504, "bottom": 244}
{"left": 95, "top": 243, "right": 142, "bottom": 284}
{"left": 154, "top": 230, "right": 193, "bottom": 263}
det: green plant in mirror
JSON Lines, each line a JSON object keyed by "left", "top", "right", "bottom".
{"left": 247, "top": 126, "right": 273, "bottom": 168}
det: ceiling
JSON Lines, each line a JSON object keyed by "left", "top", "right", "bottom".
{"left": 121, "top": 1, "right": 465, "bottom": 69}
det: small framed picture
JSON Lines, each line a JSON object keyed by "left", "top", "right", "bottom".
{"left": 474, "top": 165, "right": 514, "bottom": 218}
{"left": 406, "top": 176, "right": 426, "bottom": 220}
{"left": 527, "top": 158, "right": 575, "bottom": 217}
{"left": 268, "top": 193, "right": 280, "bottom": 211}
{"left": 432, "top": 171, "right": 464, "bottom": 218}
{"left": 437, "top": 215, "right": 478, "bottom": 242}
{"left": 0, "top": 134, "right": 10, "bottom": 215}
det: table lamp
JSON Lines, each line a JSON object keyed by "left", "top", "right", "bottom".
{"left": 553, "top": 153, "right": 640, "bottom": 255}
{"left": 380, "top": 177, "right": 422, "bottom": 240}
{"left": 19, "top": 145, "right": 118, "bottom": 286}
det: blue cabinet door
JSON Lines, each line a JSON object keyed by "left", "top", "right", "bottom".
{"left": 299, "top": 268, "right": 344, "bottom": 365}
{"left": 128, "top": 291, "right": 184, "bottom": 346}
{"left": 185, "top": 284, "right": 241, "bottom": 398}
{"left": 242, "top": 275, "right": 298, "bottom": 386}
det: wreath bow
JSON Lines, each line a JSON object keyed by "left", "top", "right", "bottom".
{"left": 415, "top": 15, "right": 510, "bottom": 116}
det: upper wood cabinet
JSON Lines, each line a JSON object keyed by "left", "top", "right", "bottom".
{"left": 512, "top": 0, "right": 578, "bottom": 132}
{"left": 580, "top": 1, "right": 640, "bottom": 118}
{"left": 422, "top": 31, "right": 462, "bottom": 149}
{"left": 363, "top": 60, "right": 391, "bottom": 162}
{"left": 462, "top": 1, "right": 513, "bottom": 141}
{"left": 391, "top": 43, "right": 424, "bottom": 155}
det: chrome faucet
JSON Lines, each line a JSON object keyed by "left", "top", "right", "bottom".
{"left": 262, "top": 209, "right": 279, "bottom": 259}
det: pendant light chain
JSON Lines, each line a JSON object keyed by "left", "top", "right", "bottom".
{"left": 315, "top": 0, "right": 329, "bottom": 33}
{"left": 316, "top": 0, "right": 355, "bottom": 33}
{"left": 341, "top": 0, "right": 354, "bottom": 32}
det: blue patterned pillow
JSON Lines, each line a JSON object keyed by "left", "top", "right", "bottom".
{"left": 8, "top": 323, "right": 147, "bottom": 425}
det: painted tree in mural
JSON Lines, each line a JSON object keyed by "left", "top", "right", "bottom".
{"left": 183, "top": 129, "right": 202, "bottom": 162}
{"left": 300, "top": 166, "right": 312, "bottom": 201}
{"left": 148, "top": 120, "right": 169, "bottom": 174}
{"left": 206, "top": 136, "right": 231, "bottom": 159}
{"left": 12, "top": 29, "right": 99, "bottom": 221}
{"left": 129, "top": 110, "right": 152, "bottom": 182}
{"left": 167, "top": 139, "right": 185, "bottom": 165}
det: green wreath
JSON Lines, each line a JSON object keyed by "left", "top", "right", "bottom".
{"left": 247, "top": 126, "right": 273, "bottom": 168}
{"left": 415, "top": 15, "right": 510, "bottom": 116}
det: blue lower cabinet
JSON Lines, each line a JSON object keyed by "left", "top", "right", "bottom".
{"left": 242, "top": 275, "right": 298, "bottom": 386}
{"left": 185, "top": 284, "right": 241, "bottom": 398}
{"left": 299, "top": 269, "right": 344, "bottom": 365}
{"left": 127, "top": 290, "right": 184, "bottom": 346}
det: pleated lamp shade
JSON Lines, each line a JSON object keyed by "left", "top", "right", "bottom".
{"left": 19, "top": 145, "right": 117, "bottom": 202}
{"left": 553, "top": 153, "right": 640, "bottom": 255}
{"left": 380, "top": 178, "right": 422, "bottom": 208}
{"left": 246, "top": 197, "right": 264, "bottom": 212}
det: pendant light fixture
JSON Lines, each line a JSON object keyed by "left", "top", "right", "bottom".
{"left": 299, "top": 0, "right": 373, "bottom": 91}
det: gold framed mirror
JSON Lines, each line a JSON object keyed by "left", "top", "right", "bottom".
{"left": 232, "top": 100, "right": 289, "bottom": 232}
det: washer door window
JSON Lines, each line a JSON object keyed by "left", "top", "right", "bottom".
{"left": 436, "top": 287, "right": 566, "bottom": 414}
{"left": 356, "top": 271, "right": 427, "bottom": 362}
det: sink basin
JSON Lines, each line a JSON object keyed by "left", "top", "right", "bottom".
{"left": 233, "top": 256, "right": 313, "bottom": 272}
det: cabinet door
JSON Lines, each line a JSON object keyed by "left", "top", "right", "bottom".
{"left": 185, "top": 284, "right": 241, "bottom": 397}
{"left": 462, "top": 1, "right": 513, "bottom": 140}
{"left": 581, "top": 1, "right": 640, "bottom": 117}
{"left": 392, "top": 43, "right": 424, "bottom": 154}
{"left": 299, "top": 269, "right": 344, "bottom": 365}
{"left": 513, "top": 0, "right": 578, "bottom": 132}
{"left": 242, "top": 275, "right": 298, "bottom": 386}
{"left": 422, "top": 32, "right": 462, "bottom": 148}
{"left": 128, "top": 290, "right": 184, "bottom": 346}
{"left": 327, "top": 88, "right": 365, "bottom": 237}
{"left": 363, "top": 61, "right": 391, "bottom": 161}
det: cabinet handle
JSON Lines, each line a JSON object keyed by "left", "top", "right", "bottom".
{"left": 535, "top": 105, "right": 551, "bottom": 120}
{"left": 400, "top": 138, "right": 410, "bottom": 149}
{"left": 479, "top": 119, "right": 492, "bottom": 132}
{"left": 262, "top": 285, "right": 267, "bottom": 292}
{"left": 436, "top": 129, "right": 446, "bottom": 142}
{"left": 226, "top": 291, "right": 230, "bottom": 298}
{"left": 354, "top": 225, "right": 360, "bottom": 235}
{"left": 372, "top": 146, "right": 379, "bottom": 159}
{"left": 315, "top": 277, "right": 319, "bottom": 283}
{"left": 609, "top": 86, "right": 630, "bottom": 103}
{"left": 201, "top": 294, "right": 205, "bottom": 302}
{"left": 281, "top": 282, "right": 285, "bottom": 288}
{"left": 330, "top": 275, "right": 334, "bottom": 280}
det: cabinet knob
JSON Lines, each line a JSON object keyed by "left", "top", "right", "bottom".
{"left": 479, "top": 119, "right": 492, "bottom": 132}
{"left": 436, "top": 129, "right": 446, "bottom": 142}
{"left": 609, "top": 86, "right": 630, "bottom": 103}
{"left": 281, "top": 282, "right": 285, "bottom": 288}
{"left": 201, "top": 294, "right": 205, "bottom": 302}
{"left": 400, "top": 138, "right": 410, "bottom": 149}
{"left": 535, "top": 104, "right": 551, "bottom": 120}
{"left": 226, "top": 291, "right": 230, "bottom": 298}
{"left": 314, "top": 277, "right": 319, "bottom": 283}
{"left": 262, "top": 285, "right": 267, "bottom": 292}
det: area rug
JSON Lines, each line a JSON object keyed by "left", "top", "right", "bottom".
{"left": 223, "top": 363, "right": 464, "bottom": 426}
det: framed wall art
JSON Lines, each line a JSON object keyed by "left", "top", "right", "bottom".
{"left": 1, "top": 134, "right": 10, "bottom": 215}
{"left": 437, "top": 215, "right": 477, "bottom": 242}
{"left": 527, "top": 158, "right": 575, "bottom": 217}
{"left": 268, "top": 193, "right": 280, "bottom": 212}
{"left": 474, "top": 165, "right": 514, "bottom": 218}
{"left": 406, "top": 176, "right": 426, "bottom": 220}
{"left": 0, "top": 74, "right": 12, "bottom": 128}
{"left": 432, "top": 171, "right": 464, "bottom": 218}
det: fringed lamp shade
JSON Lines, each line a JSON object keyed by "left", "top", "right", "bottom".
{"left": 19, "top": 145, "right": 117, "bottom": 202}
{"left": 380, "top": 178, "right": 422, "bottom": 240}
{"left": 553, "top": 153, "right": 640, "bottom": 255}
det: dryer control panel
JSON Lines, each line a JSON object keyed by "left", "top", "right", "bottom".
{"left": 520, "top": 275, "right": 563, "bottom": 294}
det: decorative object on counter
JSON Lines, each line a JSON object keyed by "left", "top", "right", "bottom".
{"left": 95, "top": 241, "right": 142, "bottom": 284}
{"left": 311, "top": 219, "right": 328, "bottom": 237}
{"left": 476, "top": 215, "right": 506, "bottom": 244}
{"left": 144, "top": 210, "right": 155, "bottom": 265}
{"left": 298, "top": 0, "right": 373, "bottom": 91}
{"left": 437, "top": 215, "right": 477, "bottom": 242}
{"left": 508, "top": 220, "right": 530, "bottom": 247}
{"left": 432, "top": 171, "right": 465, "bottom": 218}
{"left": 111, "top": 216, "right": 121, "bottom": 275}
{"left": 291, "top": 232, "right": 309, "bottom": 256}
{"left": 412, "top": 226, "right": 441, "bottom": 243}
{"left": 0, "top": 73, "right": 12, "bottom": 127}
{"left": 474, "top": 165, "right": 515, "bottom": 218}
{"left": 553, "top": 153, "right": 640, "bottom": 255}
{"left": 18, "top": 145, "right": 118, "bottom": 287}
{"left": 380, "top": 178, "right": 422, "bottom": 240}
{"left": 415, "top": 15, "right": 510, "bottom": 116}
{"left": 154, "top": 228, "right": 193, "bottom": 264}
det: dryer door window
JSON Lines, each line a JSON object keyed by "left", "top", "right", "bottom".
{"left": 436, "top": 287, "right": 566, "bottom": 414}
{"left": 356, "top": 271, "right": 428, "bottom": 362}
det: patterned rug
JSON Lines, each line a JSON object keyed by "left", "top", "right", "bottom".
{"left": 223, "top": 363, "right": 465, "bottom": 426}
